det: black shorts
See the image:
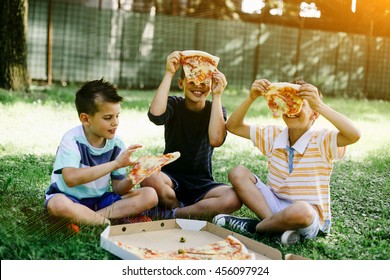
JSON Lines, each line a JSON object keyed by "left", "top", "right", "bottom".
{"left": 163, "top": 170, "right": 225, "bottom": 206}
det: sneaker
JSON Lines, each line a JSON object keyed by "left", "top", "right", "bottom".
{"left": 212, "top": 214, "right": 259, "bottom": 235}
{"left": 144, "top": 206, "right": 175, "bottom": 220}
{"left": 280, "top": 230, "right": 300, "bottom": 245}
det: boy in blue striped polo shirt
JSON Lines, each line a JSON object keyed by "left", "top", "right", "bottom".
{"left": 45, "top": 78, "right": 158, "bottom": 226}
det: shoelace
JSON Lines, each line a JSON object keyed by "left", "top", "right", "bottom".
{"left": 228, "top": 219, "right": 248, "bottom": 231}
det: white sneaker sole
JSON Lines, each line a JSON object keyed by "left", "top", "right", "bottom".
{"left": 212, "top": 214, "right": 230, "bottom": 226}
{"left": 281, "top": 230, "right": 300, "bottom": 245}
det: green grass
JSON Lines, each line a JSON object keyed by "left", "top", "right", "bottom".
{"left": 0, "top": 84, "right": 389, "bottom": 260}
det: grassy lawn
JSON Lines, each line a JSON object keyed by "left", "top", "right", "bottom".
{"left": 0, "top": 85, "right": 389, "bottom": 260}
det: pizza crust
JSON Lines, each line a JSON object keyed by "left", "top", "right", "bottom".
{"left": 266, "top": 82, "right": 300, "bottom": 93}
{"left": 181, "top": 50, "right": 220, "bottom": 65}
{"left": 163, "top": 151, "right": 180, "bottom": 165}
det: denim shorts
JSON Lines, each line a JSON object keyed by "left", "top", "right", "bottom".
{"left": 45, "top": 190, "right": 122, "bottom": 211}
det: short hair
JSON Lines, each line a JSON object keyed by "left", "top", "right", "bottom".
{"left": 291, "top": 77, "right": 323, "bottom": 99}
{"left": 291, "top": 77, "right": 306, "bottom": 86}
{"left": 75, "top": 78, "right": 122, "bottom": 115}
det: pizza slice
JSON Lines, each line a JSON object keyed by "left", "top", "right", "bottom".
{"left": 128, "top": 152, "right": 180, "bottom": 185}
{"left": 181, "top": 50, "right": 220, "bottom": 85}
{"left": 262, "top": 82, "right": 303, "bottom": 118}
{"left": 180, "top": 235, "right": 255, "bottom": 260}
{"left": 116, "top": 235, "right": 255, "bottom": 260}
{"left": 115, "top": 241, "right": 167, "bottom": 259}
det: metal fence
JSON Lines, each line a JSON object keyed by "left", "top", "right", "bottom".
{"left": 27, "top": 0, "right": 390, "bottom": 100}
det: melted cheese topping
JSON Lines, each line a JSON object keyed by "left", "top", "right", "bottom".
{"left": 263, "top": 83, "right": 303, "bottom": 118}
{"left": 181, "top": 54, "right": 219, "bottom": 85}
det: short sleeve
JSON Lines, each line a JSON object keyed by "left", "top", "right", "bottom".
{"left": 316, "top": 129, "right": 346, "bottom": 163}
{"left": 148, "top": 96, "right": 180, "bottom": 125}
{"left": 250, "top": 125, "right": 283, "bottom": 156}
{"left": 222, "top": 106, "right": 227, "bottom": 121}
{"left": 52, "top": 133, "right": 81, "bottom": 174}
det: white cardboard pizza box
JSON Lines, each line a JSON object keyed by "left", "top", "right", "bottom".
{"left": 100, "top": 218, "right": 283, "bottom": 260}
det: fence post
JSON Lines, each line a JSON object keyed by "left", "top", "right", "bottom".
{"left": 363, "top": 19, "right": 373, "bottom": 99}
{"left": 46, "top": 0, "right": 53, "bottom": 85}
{"left": 252, "top": 24, "right": 262, "bottom": 82}
{"left": 333, "top": 35, "right": 342, "bottom": 96}
{"left": 294, "top": 17, "right": 304, "bottom": 78}
{"left": 118, "top": 9, "right": 126, "bottom": 87}
{"left": 194, "top": 21, "right": 200, "bottom": 50}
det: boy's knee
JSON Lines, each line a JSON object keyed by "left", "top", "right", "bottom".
{"left": 289, "top": 201, "right": 316, "bottom": 227}
{"left": 140, "top": 176, "right": 156, "bottom": 188}
{"left": 47, "top": 195, "right": 71, "bottom": 217}
{"left": 221, "top": 188, "right": 242, "bottom": 212}
{"left": 141, "top": 173, "right": 166, "bottom": 191}
{"left": 140, "top": 187, "right": 158, "bottom": 207}
{"left": 228, "top": 165, "right": 248, "bottom": 183}
{"left": 231, "top": 196, "right": 243, "bottom": 212}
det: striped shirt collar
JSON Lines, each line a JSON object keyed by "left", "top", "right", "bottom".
{"left": 273, "top": 127, "right": 315, "bottom": 154}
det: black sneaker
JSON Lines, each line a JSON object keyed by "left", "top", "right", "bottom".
{"left": 212, "top": 214, "right": 259, "bottom": 235}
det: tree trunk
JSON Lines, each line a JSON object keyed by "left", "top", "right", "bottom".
{"left": 0, "top": 0, "right": 30, "bottom": 91}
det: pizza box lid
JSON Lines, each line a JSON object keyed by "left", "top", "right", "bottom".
{"left": 100, "top": 218, "right": 283, "bottom": 260}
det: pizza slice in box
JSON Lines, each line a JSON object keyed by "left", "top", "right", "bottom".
{"left": 263, "top": 82, "right": 303, "bottom": 118}
{"left": 181, "top": 50, "right": 220, "bottom": 85}
{"left": 180, "top": 235, "right": 256, "bottom": 260}
{"left": 116, "top": 235, "right": 255, "bottom": 260}
{"left": 128, "top": 152, "right": 180, "bottom": 185}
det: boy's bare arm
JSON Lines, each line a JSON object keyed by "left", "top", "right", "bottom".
{"left": 149, "top": 51, "right": 181, "bottom": 116}
{"left": 62, "top": 144, "right": 142, "bottom": 189}
{"left": 111, "top": 178, "right": 135, "bottom": 196}
{"left": 209, "top": 70, "right": 227, "bottom": 147}
{"left": 299, "top": 84, "right": 361, "bottom": 147}
{"left": 226, "top": 79, "right": 270, "bottom": 139}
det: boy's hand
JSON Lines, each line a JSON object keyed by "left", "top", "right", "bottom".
{"left": 166, "top": 51, "right": 181, "bottom": 75}
{"left": 250, "top": 79, "right": 271, "bottom": 100}
{"left": 298, "top": 83, "right": 323, "bottom": 111}
{"left": 115, "top": 144, "right": 142, "bottom": 168}
{"left": 211, "top": 70, "right": 227, "bottom": 95}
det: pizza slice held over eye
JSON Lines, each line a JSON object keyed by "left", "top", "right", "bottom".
{"left": 262, "top": 82, "right": 303, "bottom": 118}
{"left": 181, "top": 50, "right": 220, "bottom": 85}
{"left": 128, "top": 152, "right": 180, "bottom": 185}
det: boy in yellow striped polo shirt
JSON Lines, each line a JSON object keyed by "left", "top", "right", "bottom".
{"left": 213, "top": 78, "right": 361, "bottom": 245}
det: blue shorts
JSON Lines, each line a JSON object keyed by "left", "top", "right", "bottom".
{"left": 45, "top": 190, "right": 122, "bottom": 211}
{"left": 254, "top": 175, "right": 321, "bottom": 239}
{"left": 163, "top": 170, "right": 225, "bottom": 206}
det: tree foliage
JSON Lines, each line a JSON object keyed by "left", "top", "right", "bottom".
{"left": 137, "top": 0, "right": 390, "bottom": 37}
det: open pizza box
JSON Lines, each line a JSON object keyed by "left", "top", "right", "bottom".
{"left": 100, "top": 218, "right": 286, "bottom": 260}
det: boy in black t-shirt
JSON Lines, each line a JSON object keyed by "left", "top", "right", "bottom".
{"left": 141, "top": 51, "right": 241, "bottom": 220}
